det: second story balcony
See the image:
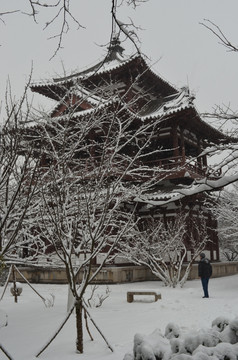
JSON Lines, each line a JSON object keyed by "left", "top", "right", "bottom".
{"left": 69, "top": 154, "right": 221, "bottom": 183}
{"left": 143, "top": 155, "right": 221, "bottom": 181}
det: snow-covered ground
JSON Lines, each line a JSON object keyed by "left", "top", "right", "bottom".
{"left": 1, "top": 274, "right": 238, "bottom": 360}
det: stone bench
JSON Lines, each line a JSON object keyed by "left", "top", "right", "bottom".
{"left": 127, "top": 290, "right": 161, "bottom": 303}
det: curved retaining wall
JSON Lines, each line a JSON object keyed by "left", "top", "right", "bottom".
{"left": 9, "top": 261, "right": 238, "bottom": 284}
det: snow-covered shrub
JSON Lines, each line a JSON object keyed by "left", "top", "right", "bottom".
{"left": 219, "top": 317, "right": 238, "bottom": 344}
{"left": 192, "top": 345, "right": 214, "bottom": 358}
{"left": 174, "top": 328, "right": 219, "bottom": 356}
{"left": 133, "top": 334, "right": 156, "bottom": 360}
{"left": 182, "top": 333, "right": 202, "bottom": 355}
{"left": 123, "top": 353, "right": 134, "bottom": 360}
{"left": 194, "top": 342, "right": 238, "bottom": 360}
{"left": 149, "top": 330, "right": 171, "bottom": 360}
{"left": 213, "top": 342, "right": 238, "bottom": 360}
{"left": 124, "top": 316, "right": 238, "bottom": 360}
{"left": 170, "top": 338, "right": 184, "bottom": 354}
{"left": 139, "top": 342, "right": 156, "bottom": 360}
{"left": 192, "top": 352, "right": 211, "bottom": 360}
{"left": 170, "top": 355, "right": 193, "bottom": 360}
{"left": 164, "top": 322, "right": 180, "bottom": 339}
{"left": 198, "top": 328, "right": 220, "bottom": 347}
{"left": 212, "top": 316, "right": 230, "bottom": 332}
{"left": 133, "top": 329, "right": 170, "bottom": 360}
{"left": 133, "top": 333, "right": 144, "bottom": 359}
{"left": 86, "top": 285, "right": 110, "bottom": 308}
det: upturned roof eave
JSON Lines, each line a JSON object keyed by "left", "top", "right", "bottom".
{"left": 135, "top": 173, "right": 238, "bottom": 207}
{"left": 30, "top": 53, "right": 177, "bottom": 98}
{"left": 30, "top": 53, "right": 139, "bottom": 92}
{"left": 47, "top": 96, "right": 229, "bottom": 144}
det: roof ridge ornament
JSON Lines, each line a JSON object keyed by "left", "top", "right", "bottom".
{"left": 106, "top": 35, "right": 125, "bottom": 61}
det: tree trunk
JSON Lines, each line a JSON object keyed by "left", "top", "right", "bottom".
{"left": 75, "top": 299, "right": 83, "bottom": 353}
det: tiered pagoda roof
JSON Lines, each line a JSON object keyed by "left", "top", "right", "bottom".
{"left": 31, "top": 38, "right": 230, "bottom": 146}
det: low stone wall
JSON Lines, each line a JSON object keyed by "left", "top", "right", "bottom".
{"left": 187, "top": 261, "right": 238, "bottom": 280}
{"left": 9, "top": 261, "right": 238, "bottom": 284}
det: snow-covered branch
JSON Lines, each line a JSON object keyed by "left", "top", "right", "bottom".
{"left": 117, "top": 214, "right": 210, "bottom": 287}
{"left": 0, "top": 75, "right": 40, "bottom": 264}
{"left": 201, "top": 19, "right": 238, "bottom": 52}
{"left": 210, "top": 185, "right": 238, "bottom": 261}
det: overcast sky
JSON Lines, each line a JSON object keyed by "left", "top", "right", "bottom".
{"left": 1, "top": 0, "right": 238, "bottom": 116}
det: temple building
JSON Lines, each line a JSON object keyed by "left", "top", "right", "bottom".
{"left": 30, "top": 37, "right": 230, "bottom": 267}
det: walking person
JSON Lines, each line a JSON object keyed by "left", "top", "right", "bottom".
{"left": 198, "top": 252, "right": 212, "bottom": 298}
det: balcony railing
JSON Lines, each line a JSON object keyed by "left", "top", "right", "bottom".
{"left": 41, "top": 155, "right": 221, "bottom": 181}
{"left": 144, "top": 156, "right": 221, "bottom": 179}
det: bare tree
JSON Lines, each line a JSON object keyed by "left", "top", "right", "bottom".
{"left": 201, "top": 19, "right": 238, "bottom": 126}
{"left": 1, "top": 0, "right": 148, "bottom": 58}
{"left": 117, "top": 213, "right": 210, "bottom": 288}
{"left": 201, "top": 19, "right": 238, "bottom": 53}
{"left": 20, "top": 59, "right": 238, "bottom": 351}
{"left": 0, "top": 76, "right": 39, "bottom": 266}
{"left": 199, "top": 19, "right": 238, "bottom": 218}
{"left": 211, "top": 186, "right": 238, "bottom": 261}
{"left": 21, "top": 85, "right": 172, "bottom": 352}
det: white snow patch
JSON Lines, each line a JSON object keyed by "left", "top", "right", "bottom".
{"left": 0, "top": 275, "right": 238, "bottom": 359}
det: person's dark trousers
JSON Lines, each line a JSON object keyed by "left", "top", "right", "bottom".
{"left": 201, "top": 278, "right": 209, "bottom": 298}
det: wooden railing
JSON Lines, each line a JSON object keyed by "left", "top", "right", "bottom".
{"left": 43, "top": 155, "right": 221, "bottom": 180}
{"left": 144, "top": 156, "right": 221, "bottom": 179}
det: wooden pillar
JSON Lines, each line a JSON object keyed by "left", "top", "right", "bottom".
{"left": 171, "top": 124, "right": 179, "bottom": 159}
{"left": 180, "top": 128, "right": 185, "bottom": 165}
{"left": 199, "top": 139, "right": 207, "bottom": 167}
{"left": 197, "top": 138, "right": 202, "bottom": 168}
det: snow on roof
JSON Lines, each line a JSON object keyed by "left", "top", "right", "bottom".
{"left": 31, "top": 52, "right": 138, "bottom": 89}
{"left": 141, "top": 87, "right": 195, "bottom": 120}
{"left": 47, "top": 86, "right": 192, "bottom": 122}
{"left": 135, "top": 173, "right": 238, "bottom": 207}
{"left": 59, "top": 86, "right": 194, "bottom": 122}
{"left": 42, "top": 87, "right": 219, "bottom": 141}
{"left": 134, "top": 190, "right": 185, "bottom": 207}
{"left": 73, "top": 83, "right": 107, "bottom": 106}
{"left": 51, "top": 97, "right": 120, "bottom": 121}
{"left": 76, "top": 54, "right": 135, "bottom": 78}
{"left": 31, "top": 51, "right": 175, "bottom": 96}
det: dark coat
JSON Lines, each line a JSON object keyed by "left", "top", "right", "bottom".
{"left": 198, "top": 258, "right": 212, "bottom": 278}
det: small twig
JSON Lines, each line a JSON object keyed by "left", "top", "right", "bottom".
{"left": 0, "top": 344, "right": 14, "bottom": 360}
{"left": 86, "top": 284, "right": 98, "bottom": 307}
{"left": 200, "top": 19, "right": 238, "bottom": 52}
